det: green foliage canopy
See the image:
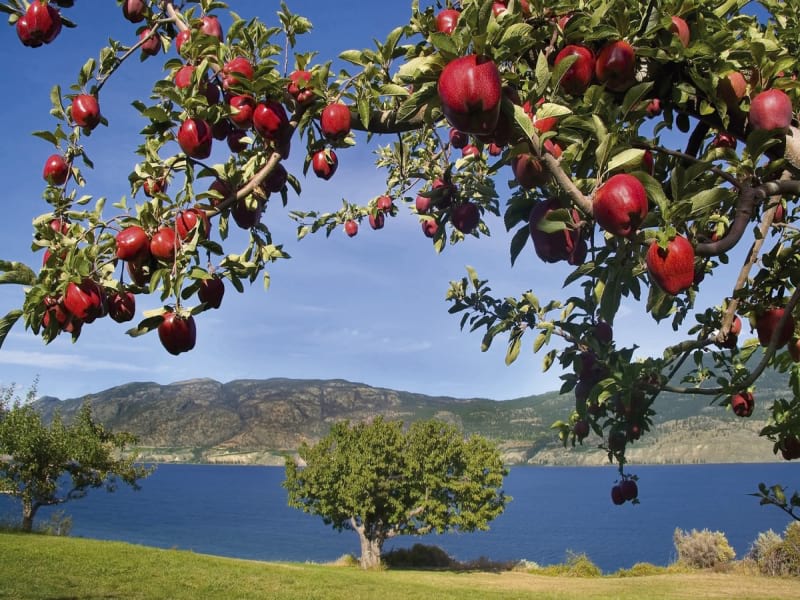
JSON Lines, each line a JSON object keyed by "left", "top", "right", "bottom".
{"left": 283, "top": 417, "right": 508, "bottom": 568}
{"left": 0, "top": 385, "right": 151, "bottom": 531}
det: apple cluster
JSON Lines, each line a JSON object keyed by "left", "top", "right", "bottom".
{"left": 8, "top": 0, "right": 800, "bottom": 506}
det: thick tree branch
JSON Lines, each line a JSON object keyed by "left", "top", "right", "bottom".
{"left": 694, "top": 176, "right": 800, "bottom": 257}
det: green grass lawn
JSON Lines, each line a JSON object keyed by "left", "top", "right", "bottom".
{"left": 0, "top": 533, "right": 797, "bottom": 600}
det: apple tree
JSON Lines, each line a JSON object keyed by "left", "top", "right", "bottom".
{"left": 0, "top": 383, "right": 151, "bottom": 532}
{"left": 0, "top": 0, "right": 800, "bottom": 507}
{"left": 283, "top": 417, "right": 508, "bottom": 569}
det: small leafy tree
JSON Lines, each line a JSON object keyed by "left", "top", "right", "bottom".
{"left": 0, "top": 384, "right": 151, "bottom": 532}
{"left": 283, "top": 417, "right": 508, "bottom": 569}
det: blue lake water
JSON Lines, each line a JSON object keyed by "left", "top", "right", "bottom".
{"left": 1, "top": 463, "right": 797, "bottom": 573}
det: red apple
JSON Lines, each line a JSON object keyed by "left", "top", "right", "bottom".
{"left": 610, "top": 484, "right": 625, "bottom": 505}
{"left": 42, "top": 296, "right": 75, "bottom": 333}
{"left": 320, "top": 103, "right": 352, "bottom": 140}
{"left": 756, "top": 307, "right": 795, "bottom": 347}
{"left": 198, "top": 276, "right": 224, "bottom": 309}
{"left": 488, "top": 142, "right": 503, "bottom": 156}
{"left": 17, "top": 1, "right": 60, "bottom": 47}
{"left": 573, "top": 420, "right": 590, "bottom": 439}
{"left": 449, "top": 128, "right": 468, "bottom": 149}
{"left": 415, "top": 195, "right": 432, "bottom": 214}
{"left": 71, "top": 94, "right": 101, "bottom": 130}
{"left": 222, "top": 57, "right": 254, "bottom": 90}
{"left": 435, "top": 9, "right": 461, "bottom": 34}
{"left": 593, "top": 173, "right": 648, "bottom": 237}
{"left": 177, "top": 118, "right": 213, "bottom": 159}
{"left": 595, "top": 40, "right": 636, "bottom": 92}
{"left": 262, "top": 163, "right": 288, "bottom": 194}
{"left": 421, "top": 218, "right": 439, "bottom": 238}
{"left": 438, "top": 55, "right": 502, "bottom": 135}
{"left": 376, "top": 195, "right": 393, "bottom": 212}
{"left": 115, "top": 226, "right": 150, "bottom": 261}
{"left": 512, "top": 154, "right": 549, "bottom": 189}
{"left": 451, "top": 202, "right": 480, "bottom": 234}
{"left": 730, "top": 315, "right": 743, "bottom": 335}
{"left": 711, "top": 132, "right": 737, "bottom": 149}
{"left": 642, "top": 149, "right": 655, "bottom": 175}
{"left": 526, "top": 99, "right": 559, "bottom": 134}
{"left": 127, "top": 256, "right": 157, "bottom": 287}
{"left": 43, "top": 154, "right": 69, "bottom": 185}
{"left": 311, "top": 149, "right": 338, "bottom": 180}
{"left": 174, "top": 65, "right": 195, "bottom": 89}
{"left": 212, "top": 119, "right": 232, "bottom": 141}
{"left": 158, "top": 311, "right": 196, "bottom": 355}
{"left": 646, "top": 235, "right": 695, "bottom": 295}
{"left": 226, "top": 129, "right": 247, "bottom": 153}
{"left": 142, "top": 177, "right": 167, "bottom": 197}
{"left": 730, "top": 391, "right": 754, "bottom": 417}
{"left": 554, "top": 45, "right": 595, "bottom": 96}
{"left": 431, "top": 178, "right": 456, "bottom": 208}
{"left": 231, "top": 198, "right": 264, "bottom": 229}
{"left": 780, "top": 436, "right": 800, "bottom": 460}
{"left": 139, "top": 28, "right": 160, "bottom": 57}
{"left": 108, "top": 291, "right": 136, "bottom": 323}
{"left": 749, "top": 89, "right": 793, "bottom": 132}
{"left": 208, "top": 178, "right": 234, "bottom": 206}
{"left": 228, "top": 95, "right": 256, "bottom": 129}
{"left": 369, "top": 213, "right": 385, "bottom": 230}
{"left": 199, "top": 16, "right": 223, "bottom": 42}
{"left": 288, "top": 70, "right": 314, "bottom": 105}
{"left": 64, "top": 279, "right": 104, "bottom": 321}
{"left": 122, "top": 0, "right": 146, "bottom": 23}
{"left": 619, "top": 479, "right": 638, "bottom": 501}
{"left": 670, "top": 16, "right": 690, "bottom": 47}
{"left": 528, "top": 198, "right": 584, "bottom": 264}
{"left": 175, "top": 29, "right": 191, "bottom": 54}
{"left": 461, "top": 144, "right": 480, "bottom": 159}
{"left": 717, "top": 72, "right": 747, "bottom": 109}
{"left": 253, "top": 101, "right": 290, "bottom": 142}
{"left": 176, "top": 208, "right": 210, "bottom": 240}
{"left": 150, "top": 227, "right": 178, "bottom": 261}
{"left": 645, "top": 98, "right": 662, "bottom": 117}
{"left": 344, "top": 219, "right": 359, "bottom": 237}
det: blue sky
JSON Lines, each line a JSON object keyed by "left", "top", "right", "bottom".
{"left": 0, "top": 1, "right": 749, "bottom": 402}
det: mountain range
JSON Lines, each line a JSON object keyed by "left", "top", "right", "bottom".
{"left": 31, "top": 370, "right": 790, "bottom": 466}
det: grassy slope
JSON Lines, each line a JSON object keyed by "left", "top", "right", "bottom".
{"left": 0, "top": 534, "right": 796, "bottom": 600}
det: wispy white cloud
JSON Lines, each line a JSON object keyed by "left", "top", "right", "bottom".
{"left": 0, "top": 350, "right": 152, "bottom": 373}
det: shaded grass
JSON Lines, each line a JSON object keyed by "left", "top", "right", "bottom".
{"left": 0, "top": 533, "right": 797, "bottom": 600}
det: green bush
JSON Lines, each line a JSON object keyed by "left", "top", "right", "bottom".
{"left": 612, "top": 562, "right": 670, "bottom": 577}
{"left": 747, "top": 529, "right": 785, "bottom": 576}
{"left": 745, "top": 523, "right": 800, "bottom": 577}
{"left": 778, "top": 521, "right": 800, "bottom": 576}
{"left": 673, "top": 528, "right": 735, "bottom": 570}
{"left": 530, "top": 551, "right": 602, "bottom": 577}
{"left": 382, "top": 543, "right": 454, "bottom": 569}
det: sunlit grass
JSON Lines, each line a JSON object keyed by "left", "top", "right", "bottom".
{"left": 0, "top": 533, "right": 797, "bottom": 600}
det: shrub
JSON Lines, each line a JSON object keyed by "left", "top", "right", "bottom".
{"left": 329, "top": 554, "right": 359, "bottom": 567}
{"left": 779, "top": 521, "right": 800, "bottom": 576}
{"left": 747, "top": 529, "right": 785, "bottom": 576}
{"left": 613, "top": 562, "right": 670, "bottom": 577}
{"left": 530, "top": 551, "right": 602, "bottom": 577}
{"left": 673, "top": 528, "right": 735, "bottom": 569}
{"left": 382, "top": 543, "right": 454, "bottom": 569}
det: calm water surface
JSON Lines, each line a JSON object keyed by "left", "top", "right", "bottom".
{"left": 2, "top": 463, "right": 797, "bottom": 572}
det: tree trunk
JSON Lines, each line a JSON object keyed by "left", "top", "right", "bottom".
{"left": 21, "top": 500, "right": 37, "bottom": 533}
{"left": 356, "top": 529, "right": 384, "bottom": 569}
